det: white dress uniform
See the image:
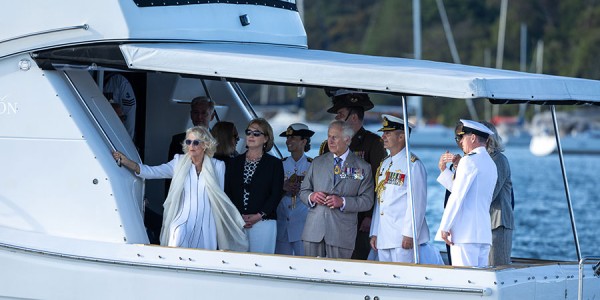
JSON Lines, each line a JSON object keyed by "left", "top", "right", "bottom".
{"left": 275, "top": 154, "right": 312, "bottom": 255}
{"left": 435, "top": 146, "right": 497, "bottom": 267}
{"left": 138, "top": 155, "right": 223, "bottom": 250}
{"left": 104, "top": 73, "right": 136, "bottom": 139}
{"left": 370, "top": 150, "right": 442, "bottom": 264}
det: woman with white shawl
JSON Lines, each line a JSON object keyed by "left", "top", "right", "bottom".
{"left": 113, "top": 126, "right": 248, "bottom": 251}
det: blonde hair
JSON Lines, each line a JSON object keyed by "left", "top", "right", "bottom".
{"left": 182, "top": 126, "right": 217, "bottom": 157}
{"left": 248, "top": 118, "right": 274, "bottom": 152}
{"left": 480, "top": 121, "right": 505, "bottom": 153}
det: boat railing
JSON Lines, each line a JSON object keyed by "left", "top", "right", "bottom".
{"left": 0, "top": 24, "right": 89, "bottom": 45}
{"left": 578, "top": 255, "right": 600, "bottom": 300}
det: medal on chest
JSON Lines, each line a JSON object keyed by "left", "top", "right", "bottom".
{"left": 388, "top": 171, "right": 406, "bottom": 186}
{"left": 334, "top": 164, "right": 342, "bottom": 175}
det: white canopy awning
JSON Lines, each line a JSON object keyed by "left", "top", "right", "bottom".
{"left": 120, "top": 43, "right": 600, "bottom": 104}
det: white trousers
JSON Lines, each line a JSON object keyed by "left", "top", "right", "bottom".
{"left": 245, "top": 220, "right": 276, "bottom": 254}
{"left": 378, "top": 243, "right": 444, "bottom": 265}
{"left": 450, "top": 243, "right": 490, "bottom": 267}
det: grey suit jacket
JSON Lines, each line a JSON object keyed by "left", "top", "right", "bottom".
{"left": 490, "top": 151, "right": 514, "bottom": 230}
{"left": 299, "top": 151, "right": 374, "bottom": 250}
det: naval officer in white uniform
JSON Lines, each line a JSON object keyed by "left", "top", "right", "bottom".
{"left": 436, "top": 119, "right": 497, "bottom": 267}
{"left": 369, "top": 115, "right": 442, "bottom": 264}
{"left": 275, "top": 123, "right": 314, "bottom": 256}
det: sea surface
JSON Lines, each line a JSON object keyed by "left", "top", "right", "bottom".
{"left": 274, "top": 138, "right": 600, "bottom": 262}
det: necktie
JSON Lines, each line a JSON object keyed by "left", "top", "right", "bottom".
{"left": 333, "top": 157, "right": 342, "bottom": 184}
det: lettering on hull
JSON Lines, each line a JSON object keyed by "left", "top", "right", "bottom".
{"left": 0, "top": 97, "right": 18, "bottom": 115}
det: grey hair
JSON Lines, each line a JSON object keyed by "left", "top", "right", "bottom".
{"left": 480, "top": 121, "right": 505, "bottom": 153}
{"left": 182, "top": 125, "right": 217, "bottom": 157}
{"left": 329, "top": 120, "right": 355, "bottom": 143}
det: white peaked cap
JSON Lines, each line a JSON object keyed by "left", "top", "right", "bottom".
{"left": 459, "top": 119, "right": 495, "bottom": 137}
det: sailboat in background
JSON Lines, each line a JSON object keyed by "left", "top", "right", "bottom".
{"left": 529, "top": 107, "right": 600, "bottom": 156}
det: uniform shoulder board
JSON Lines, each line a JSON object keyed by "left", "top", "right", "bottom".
{"left": 382, "top": 155, "right": 391, "bottom": 162}
{"left": 410, "top": 154, "right": 419, "bottom": 163}
{"left": 319, "top": 140, "right": 328, "bottom": 155}
{"left": 307, "top": 157, "right": 313, "bottom": 162}
{"left": 467, "top": 152, "right": 476, "bottom": 156}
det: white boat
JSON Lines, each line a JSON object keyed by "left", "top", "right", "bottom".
{"left": 1, "top": 1, "right": 599, "bottom": 299}
{"left": 529, "top": 109, "right": 600, "bottom": 156}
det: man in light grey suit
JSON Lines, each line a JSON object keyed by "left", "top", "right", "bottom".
{"left": 299, "top": 120, "right": 374, "bottom": 259}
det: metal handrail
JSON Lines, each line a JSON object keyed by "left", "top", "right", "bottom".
{"left": 550, "top": 106, "right": 581, "bottom": 261}
{"left": 230, "top": 81, "right": 283, "bottom": 159}
{"left": 401, "top": 96, "right": 420, "bottom": 264}
{"left": 63, "top": 71, "right": 120, "bottom": 162}
{"left": 0, "top": 24, "right": 89, "bottom": 44}
{"left": 578, "top": 256, "right": 600, "bottom": 300}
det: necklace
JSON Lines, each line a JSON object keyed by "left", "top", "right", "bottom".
{"left": 246, "top": 152, "right": 262, "bottom": 162}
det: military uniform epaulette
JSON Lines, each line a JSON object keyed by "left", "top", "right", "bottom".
{"left": 319, "top": 140, "right": 328, "bottom": 155}
{"left": 307, "top": 157, "right": 313, "bottom": 162}
{"left": 411, "top": 153, "right": 419, "bottom": 163}
{"left": 467, "top": 152, "right": 477, "bottom": 156}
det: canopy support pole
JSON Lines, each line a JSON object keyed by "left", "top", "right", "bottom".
{"left": 402, "top": 96, "right": 420, "bottom": 264}
{"left": 550, "top": 105, "right": 581, "bottom": 261}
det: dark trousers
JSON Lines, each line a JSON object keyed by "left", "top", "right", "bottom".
{"left": 444, "top": 189, "right": 452, "bottom": 265}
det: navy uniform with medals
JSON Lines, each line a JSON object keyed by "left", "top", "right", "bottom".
{"left": 319, "top": 91, "right": 386, "bottom": 260}
{"left": 275, "top": 124, "right": 315, "bottom": 256}
{"left": 370, "top": 115, "right": 443, "bottom": 264}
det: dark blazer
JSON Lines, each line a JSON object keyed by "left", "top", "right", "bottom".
{"left": 168, "top": 132, "right": 186, "bottom": 160}
{"left": 225, "top": 153, "right": 284, "bottom": 220}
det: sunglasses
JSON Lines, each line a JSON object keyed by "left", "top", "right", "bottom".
{"left": 454, "top": 132, "right": 470, "bottom": 143}
{"left": 184, "top": 139, "right": 202, "bottom": 146}
{"left": 245, "top": 129, "right": 265, "bottom": 137}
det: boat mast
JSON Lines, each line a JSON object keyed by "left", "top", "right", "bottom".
{"left": 435, "top": 0, "right": 479, "bottom": 120}
{"left": 550, "top": 105, "right": 581, "bottom": 260}
{"left": 491, "top": 0, "right": 508, "bottom": 119}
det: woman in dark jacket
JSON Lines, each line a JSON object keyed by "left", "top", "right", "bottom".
{"left": 225, "top": 118, "right": 283, "bottom": 254}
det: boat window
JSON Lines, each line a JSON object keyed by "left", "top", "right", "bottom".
{"left": 131, "top": 0, "right": 297, "bottom": 10}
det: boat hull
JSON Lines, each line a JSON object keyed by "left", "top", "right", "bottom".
{"left": 1, "top": 228, "right": 599, "bottom": 299}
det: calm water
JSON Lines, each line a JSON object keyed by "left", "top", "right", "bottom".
{"left": 419, "top": 146, "right": 600, "bottom": 261}
{"left": 275, "top": 139, "right": 600, "bottom": 261}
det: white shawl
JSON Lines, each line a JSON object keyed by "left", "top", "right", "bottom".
{"left": 160, "top": 154, "right": 248, "bottom": 251}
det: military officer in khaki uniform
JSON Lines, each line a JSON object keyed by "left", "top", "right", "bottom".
{"left": 319, "top": 90, "right": 386, "bottom": 260}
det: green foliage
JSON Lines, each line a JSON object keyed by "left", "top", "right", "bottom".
{"left": 302, "top": 0, "right": 600, "bottom": 125}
